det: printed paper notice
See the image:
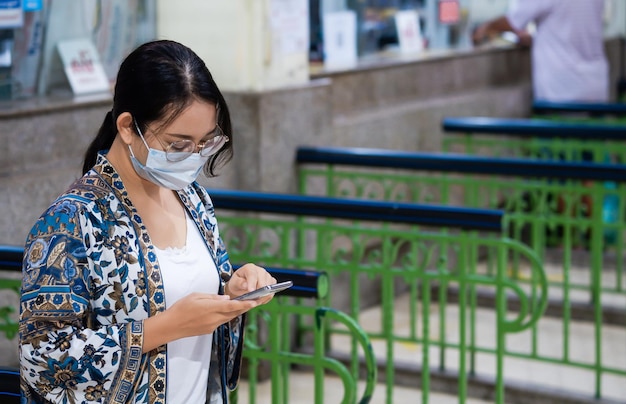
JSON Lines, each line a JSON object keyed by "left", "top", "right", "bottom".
{"left": 323, "top": 11, "right": 357, "bottom": 69}
{"left": 395, "top": 10, "right": 423, "bottom": 54}
{"left": 0, "top": 0, "right": 23, "bottom": 28}
{"left": 57, "top": 38, "right": 110, "bottom": 95}
{"left": 270, "top": 0, "right": 309, "bottom": 55}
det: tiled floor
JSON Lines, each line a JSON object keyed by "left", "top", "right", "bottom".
{"left": 235, "top": 374, "right": 493, "bottom": 404}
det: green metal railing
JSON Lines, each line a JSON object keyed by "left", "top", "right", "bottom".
{"left": 296, "top": 146, "right": 626, "bottom": 401}
{"left": 210, "top": 190, "right": 548, "bottom": 404}
{"left": 0, "top": 285, "right": 19, "bottom": 340}
{"left": 441, "top": 117, "right": 626, "bottom": 163}
{"left": 532, "top": 101, "right": 626, "bottom": 125}
{"left": 232, "top": 302, "right": 376, "bottom": 404}
{"left": 0, "top": 246, "right": 21, "bottom": 340}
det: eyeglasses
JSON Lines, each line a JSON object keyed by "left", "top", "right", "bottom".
{"left": 134, "top": 120, "right": 229, "bottom": 162}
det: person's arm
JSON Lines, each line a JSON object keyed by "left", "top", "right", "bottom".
{"left": 472, "top": 16, "right": 516, "bottom": 45}
{"left": 20, "top": 201, "right": 146, "bottom": 404}
{"left": 476, "top": 0, "right": 552, "bottom": 47}
{"left": 142, "top": 293, "right": 256, "bottom": 352}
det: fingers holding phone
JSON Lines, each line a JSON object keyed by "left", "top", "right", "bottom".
{"left": 225, "top": 263, "right": 277, "bottom": 302}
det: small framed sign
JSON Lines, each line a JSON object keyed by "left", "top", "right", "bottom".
{"left": 57, "top": 38, "right": 110, "bottom": 95}
{"left": 438, "top": 0, "right": 460, "bottom": 25}
{"left": 395, "top": 10, "right": 424, "bottom": 54}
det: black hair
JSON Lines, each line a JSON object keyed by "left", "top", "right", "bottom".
{"left": 82, "top": 40, "right": 233, "bottom": 176}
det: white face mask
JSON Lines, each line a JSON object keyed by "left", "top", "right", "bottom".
{"left": 128, "top": 131, "right": 210, "bottom": 190}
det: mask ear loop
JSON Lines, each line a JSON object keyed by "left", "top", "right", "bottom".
{"left": 129, "top": 119, "right": 153, "bottom": 160}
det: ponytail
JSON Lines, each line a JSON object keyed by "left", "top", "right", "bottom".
{"left": 82, "top": 111, "right": 117, "bottom": 174}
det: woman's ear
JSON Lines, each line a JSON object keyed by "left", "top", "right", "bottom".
{"left": 116, "top": 112, "right": 135, "bottom": 145}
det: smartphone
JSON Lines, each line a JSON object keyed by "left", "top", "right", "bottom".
{"left": 233, "top": 280, "right": 293, "bottom": 301}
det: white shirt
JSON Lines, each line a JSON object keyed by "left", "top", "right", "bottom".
{"left": 156, "top": 212, "right": 220, "bottom": 404}
{"left": 507, "top": 0, "right": 609, "bottom": 102}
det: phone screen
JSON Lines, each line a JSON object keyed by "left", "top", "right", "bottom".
{"left": 233, "top": 280, "right": 293, "bottom": 301}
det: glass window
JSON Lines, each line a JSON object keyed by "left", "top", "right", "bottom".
{"left": 1, "top": 0, "right": 156, "bottom": 101}
{"left": 310, "top": 0, "right": 626, "bottom": 63}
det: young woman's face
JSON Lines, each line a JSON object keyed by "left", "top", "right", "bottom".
{"left": 137, "top": 100, "right": 220, "bottom": 159}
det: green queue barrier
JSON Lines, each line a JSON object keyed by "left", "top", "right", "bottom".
{"left": 529, "top": 105, "right": 625, "bottom": 237}
{"left": 532, "top": 100, "right": 626, "bottom": 125}
{"left": 210, "top": 189, "right": 547, "bottom": 404}
{"left": 296, "top": 146, "right": 626, "bottom": 402}
{"left": 441, "top": 117, "right": 624, "bottom": 270}
{"left": 0, "top": 245, "right": 21, "bottom": 341}
{"left": 441, "top": 116, "right": 626, "bottom": 164}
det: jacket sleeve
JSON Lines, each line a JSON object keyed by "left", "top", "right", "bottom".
{"left": 19, "top": 198, "right": 147, "bottom": 404}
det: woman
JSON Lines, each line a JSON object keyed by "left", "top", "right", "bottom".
{"left": 19, "top": 40, "right": 276, "bottom": 403}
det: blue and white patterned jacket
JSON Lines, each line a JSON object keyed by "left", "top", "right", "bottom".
{"left": 19, "top": 153, "right": 244, "bottom": 403}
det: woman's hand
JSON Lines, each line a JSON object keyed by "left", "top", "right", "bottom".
{"left": 143, "top": 293, "right": 258, "bottom": 352}
{"left": 472, "top": 23, "right": 490, "bottom": 46}
{"left": 143, "top": 263, "right": 276, "bottom": 352}
{"left": 516, "top": 30, "right": 533, "bottom": 48}
{"left": 225, "top": 263, "right": 277, "bottom": 305}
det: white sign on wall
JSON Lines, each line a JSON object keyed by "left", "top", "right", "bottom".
{"left": 395, "top": 10, "right": 424, "bottom": 54}
{"left": 323, "top": 10, "right": 357, "bottom": 70}
{"left": 270, "top": 0, "right": 309, "bottom": 55}
{"left": 0, "top": 0, "right": 23, "bottom": 28}
{"left": 57, "top": 38, "right": 110, "bottom": 95}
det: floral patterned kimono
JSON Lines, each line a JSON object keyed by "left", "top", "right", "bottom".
{"left": 19, "top": 153, "right": 244, "bottom": 403}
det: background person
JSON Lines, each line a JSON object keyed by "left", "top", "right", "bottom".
{"left": 19, "top": 40, "right": 276, "bottom": 404}
{"left": 473, "top": 0, "right": 609, "bottom": 102}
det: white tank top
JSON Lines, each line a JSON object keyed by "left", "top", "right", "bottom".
{"left": 155, "top": 211, "right": 220, "bottom": 404}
